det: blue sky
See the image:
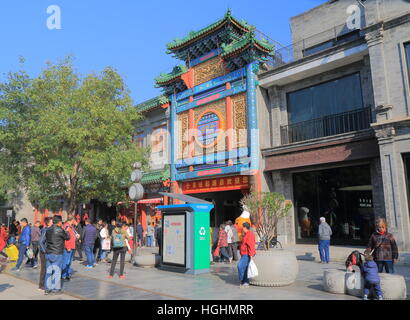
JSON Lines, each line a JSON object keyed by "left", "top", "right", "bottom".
{"left": 0, "top": 0, "right": 326, "bottom": 103}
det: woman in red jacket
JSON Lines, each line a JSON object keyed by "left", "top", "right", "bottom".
{"left": 237, "top": 222, "right": 256, "bottom": 288}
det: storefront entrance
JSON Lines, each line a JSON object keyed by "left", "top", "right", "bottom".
{"left": 187, "top": 190, "right": 246, "bottom": 227}
{"left": 293, "top": 164, "right": 375, "bottom": 245}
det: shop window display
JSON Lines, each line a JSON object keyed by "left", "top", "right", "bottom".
{"left": 293, "top": 164, "right": 375, "bottom": 245}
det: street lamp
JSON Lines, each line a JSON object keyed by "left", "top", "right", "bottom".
{"left": 128, "top": 164, "right": 144, "bottom": 262}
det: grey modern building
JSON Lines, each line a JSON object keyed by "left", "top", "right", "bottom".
{"left": 258, "top": 0, "right": 410, "bottom": 250}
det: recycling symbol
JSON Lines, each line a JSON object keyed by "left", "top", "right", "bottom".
{"left": 199, "top": 227, "right": 206, "bottom": 236}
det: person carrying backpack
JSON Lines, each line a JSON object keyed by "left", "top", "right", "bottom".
{"left": 108, "top": 221, "right": 129, "bottom": 279}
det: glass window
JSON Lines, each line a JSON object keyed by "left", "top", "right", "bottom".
{"left": 293, "top": 164, "right": 375, "bottom": 245}
{"left": 287, "top": 73, "right": 364, "bottom": 124}
{"left": 406, "top": 43, "right": 410, "bottom": 84}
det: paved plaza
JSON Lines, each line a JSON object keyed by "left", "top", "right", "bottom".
{"left": 1, "top": 252, "right": 409, "bottom": 300}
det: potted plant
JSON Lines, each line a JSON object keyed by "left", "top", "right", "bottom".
{"left": 240, "top": 191, "right": 299, "bottom": 287}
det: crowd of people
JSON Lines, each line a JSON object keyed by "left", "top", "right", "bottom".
{"left": 0, "top": 215, "right": 162, "bottom": 295}
{"left": 0, "top": 210, "right": 402, "bottom": 298}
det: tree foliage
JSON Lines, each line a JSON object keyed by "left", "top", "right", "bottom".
{"left": 0, "top": 57, "right": 147, "bottom": 213}
{"left": 240, "top": 191, "right": 292, "bottom": 250}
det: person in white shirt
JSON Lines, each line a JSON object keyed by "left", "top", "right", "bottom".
{"left": 225, "top": 222, "right": 234, "bottom": 263}
{"left": 99, "top": 223, "right": 110, "bottom": 263}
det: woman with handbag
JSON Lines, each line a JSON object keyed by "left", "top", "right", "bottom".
{"left": 100, "top": 223, "right": 111, "bottom": 263}
{"left": 237, "top": 222, "right": 256, "bottom": 288}
{"left": 366, "top": 218, "right": 399, "bottom": 273}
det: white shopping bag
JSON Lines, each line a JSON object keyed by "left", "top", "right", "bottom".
{"left": 102, "top": 238, "right": 111, "bottom": 251}
{"left": 247, "top": 259, "right": 258, "bottom": 279}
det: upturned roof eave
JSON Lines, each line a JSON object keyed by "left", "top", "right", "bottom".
{"left": 166, "top": 13, "right": 253, "bottom": 52}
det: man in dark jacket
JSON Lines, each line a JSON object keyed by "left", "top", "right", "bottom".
{"left": 82, "top": 219, "right": 98, "bottom": 268}
{"left": 30, "top": 221, "right": 41, "bottom": 268}
{"left": 8, "top": 220, "right": 18, "bottom": 241}
{"left": 38, "top": 217, "right": 53, "bottom": 291}
{"left": 108, "top": 219, "right": 116, "bottom": 236}
{"left": 155, "top": 222, "right": 162, "bottom": 255}
{"left": 136, "top": 222, "right": 144, "bottom": 247}
{"left": 44, "top": 215, "right": 70, "bottom": 295}
{"left": 73, "top": 222, "right": 83, "bottom": 261}
{"left": 12, "top": 218, "right": 31, "bottom": 271}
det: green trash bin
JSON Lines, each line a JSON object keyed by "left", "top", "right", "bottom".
{"left": 157, "top": 202, "right": 213, "bottom": 275}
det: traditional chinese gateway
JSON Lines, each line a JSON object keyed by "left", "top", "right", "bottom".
{"left": 132, "top": 10, "right": 274, "bottom": 227}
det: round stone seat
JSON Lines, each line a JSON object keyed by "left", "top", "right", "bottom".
{"left": 133, "top": 254, "right": 160, "bottom": 268}
{"left": 345, "top": 270, "right": 407, "bottom": 300}
{"left": 379, "top": 273, "right": 407, "bottom": 300}
{"left": 323, "top": 270, "right": 346, "bottom": 294}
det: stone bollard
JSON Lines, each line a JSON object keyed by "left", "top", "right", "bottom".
{"left": 379, "top": 273, "right": 407, "bottom": 300}
{"left": 345, "top": 269, "right": 407, "bottom": 299}
{"left": 323, "top": 270, "right": 346, "bottom": 294}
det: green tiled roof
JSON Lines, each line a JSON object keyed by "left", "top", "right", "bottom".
{"left": 135, "top": 95, "right": 169, "bottom": 113}
{"left": 155, "top": 64, "right": 188, "bottom": 86}
{"left": 221, "top": 32, "right": 275, "bottom": 58}
{"left": 166, "top": 9, "right": 254, "bottom": 51}
{"left": 141, "top": 166, "right": 170, "bottom": 185}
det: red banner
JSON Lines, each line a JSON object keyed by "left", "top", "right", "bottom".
{"left": 182, "top": 175, "right": 249, "bottom": 194}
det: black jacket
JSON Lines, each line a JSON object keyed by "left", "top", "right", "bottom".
{"left": 45, "top": 225, "right": 70, "bottom": 255}
{"left": 9, "top": 224, "right": 18, "bottom": 236}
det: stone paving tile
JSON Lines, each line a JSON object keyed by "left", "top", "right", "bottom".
{"left": 5, "top": 258, "right": 410, "bottom": 300}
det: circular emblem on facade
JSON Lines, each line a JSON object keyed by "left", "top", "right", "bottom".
{"left": 195, "top": 110, "right": 224, "bottom": 148}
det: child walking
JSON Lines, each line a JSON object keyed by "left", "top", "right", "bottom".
{"left": 362, "top": 252, "right": 383, "bottom": 300}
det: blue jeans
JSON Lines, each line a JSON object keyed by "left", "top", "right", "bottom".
{"left": 45, "top": 254, "right": 63, "bottom": 291}
{"left": 100, "top": 250, "right": 109, "bottom": 260}
{"left": 318, "top": 240, "right": 330, "bottom": 263}
{"left": 147, "top": 236, "right": 153, "bottom": 247}
{"left": 83, "top": 245, "right": 95, "bottom": 267}
{"left": 220, "top": 247, "right": 230, "bottom": 261}
{"left": 16, "top": 244, "right": 27, "bottom": 269}
{"left": 237, "top": 254, "right": 250, "bottom": 285}
{"left": 376, "top": 260, "right": 395, "bottom": 274}
{"left": 61, "top": 250, "right": 74, "bottom": 278}
{"left": 363, "top": 280, "right": 383, "bottom": 297}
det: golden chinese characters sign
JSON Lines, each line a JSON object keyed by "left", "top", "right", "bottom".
{"left": 182, "top": 175, "right": 249, "bottom": 194}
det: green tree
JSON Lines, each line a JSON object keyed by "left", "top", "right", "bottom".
{"left": 0, "top": 57, "right": 147, "bottom": 214}
{"left": 240, "top": 191, "right": 292, "bottom": 250}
